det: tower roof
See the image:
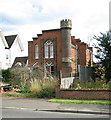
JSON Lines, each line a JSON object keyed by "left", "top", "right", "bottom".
{"left": 60, "top": 19, "right": 72, "bottom": 29}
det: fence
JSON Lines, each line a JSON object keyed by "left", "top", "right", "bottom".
{"left": 60, "top": 65, "right": 93, "bottom": 88}
{"left": 61, "top": 77, "right": 74, "bottom": 88}
{"left": 78, "top": 65, "right": 93, "bottom": 81}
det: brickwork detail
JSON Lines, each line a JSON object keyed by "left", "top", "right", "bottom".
{"left": 28, "top": 19, "right": 93, "bottom": 78}
{"left": 55, "top": 85, "right": 111, "bottom": 100}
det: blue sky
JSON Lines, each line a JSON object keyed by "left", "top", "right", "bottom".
{"left": 0, "top": 0, "right": 110, "bottom": 61}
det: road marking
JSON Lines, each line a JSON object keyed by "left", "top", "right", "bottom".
{"left": 1, "top": 107, "right": 35, "bottom": 111}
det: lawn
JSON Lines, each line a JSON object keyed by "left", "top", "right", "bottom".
{"left": 49, "top": 98, "right": 111, "bottom": 105}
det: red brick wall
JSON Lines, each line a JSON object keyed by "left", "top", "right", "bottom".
{"left": 28, "top": 30, "right": 93, "bottom": 76}
{"left": 28, "top": 29, "right": 62, "bottom": 75}
{"left": 28, "top": 41, "right": 34, "bottom": 66}
{"left": 71, "top": 36, "right": 93, "bottom": 66}
{"left": 55, "top": 85, "right": 111, "bottom": 100}
{"left": 86, "top": 47, "right": 90, "bottom": 66}
{"left": 71, "top": 46, "right": 76, "bottom": 74}
{"left": 86, "top": 46, "right": 93, "bottom": 66}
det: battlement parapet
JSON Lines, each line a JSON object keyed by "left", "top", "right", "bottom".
{"left": 60, "top": 19, "right": 72, "bottom": 29}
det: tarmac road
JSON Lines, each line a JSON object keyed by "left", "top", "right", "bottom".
{"left": 0, "top": 96, "right": 111, "bottom": 119}
{"left": 1, "top": 107, "right": 110, "bottom": 118}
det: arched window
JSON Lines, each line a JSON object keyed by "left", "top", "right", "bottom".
{"left": 45, "top": 61, "right": 54, "bottom": 75}
{"left": 35, "top": 44, "right": 39, "bottom": 59}
{"left": 15, "top": 62, "right": 22, "bottom": 67}
{"left": 44, "top": 40, "right": 53, "bottom": 58}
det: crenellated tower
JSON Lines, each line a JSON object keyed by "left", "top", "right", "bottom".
{"left": 60, "top": 19, "right": 72, "bottom": 77}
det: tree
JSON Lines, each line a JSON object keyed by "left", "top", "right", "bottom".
{"left": 93, "top": 31, "right": 111, "bottom": 81}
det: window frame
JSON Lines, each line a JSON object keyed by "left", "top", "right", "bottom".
{"left": 45, "top": 61, "right": 54, "bottom": 75}
{"left": 50, "top": 44, "right": 53, "bottom": 58}
{"left": 35, "top": 44, "right": 39, "bottom": 59}
{"left": 45, "top": 44, "right": 48, "bottom": 58}
{"left": 44, "top": 40, "right": 54, "bottom": 59}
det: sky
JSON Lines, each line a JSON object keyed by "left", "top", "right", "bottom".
{"left": 0, "top": 0, "right": 110, "bottom": 62}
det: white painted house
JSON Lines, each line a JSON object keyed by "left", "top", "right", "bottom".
{"left": 110, "top": 1, "right": 111, "bottom": 31}
{"left": 0, "top": 29, "right": 24, "bottom": 69}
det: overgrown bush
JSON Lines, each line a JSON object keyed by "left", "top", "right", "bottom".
{"left": 73, "top": 78, "right": 110, "bottom": 89}
{"left": 6, "top": 65, "right": 59, "bottom": 98}
{"left": 30, "top": 79, "right": 42, "bottom": 93}
{"left": 30, "top": 78, "right": 58, "bottom": 98}
{"left": 95, "top": 65, "right": 106, "bottom": 81}
{"left": 11, "top": 67, "right": 30, "bottom": 86}
{"left": 2, "top": 68, "right": 14, "bottom": 83}
{"left": 19, "top": 86, "right": 30, "bottom": 93}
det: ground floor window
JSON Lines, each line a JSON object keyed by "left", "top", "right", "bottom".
{"left": 51, "top": 66, "right": 54, "bottom": 75}
{"left": 45, "top": 61, "right": 54, "bottom": 76}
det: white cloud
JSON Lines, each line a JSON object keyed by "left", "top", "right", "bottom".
{"left": 0, "top": 0, "right": 110, "bottom": 62}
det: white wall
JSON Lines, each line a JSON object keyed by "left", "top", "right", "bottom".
{"left": 10, "top": 37, "right": 23, "bottom": 66}
{"left": 0, "top": 36, "right": 23, "bottom": 69}
{"left": 109, "top": 1, "right": 111, "bottom": 31}
{"left": 0, "top": 37, "right": 9, "bottom": 69}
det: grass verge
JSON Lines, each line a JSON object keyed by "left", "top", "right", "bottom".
{"left": 2, "top": 91, "right": 37, "bottom": 98}
{"left": 48, "top": 98, "right": 111, "bottom": 105}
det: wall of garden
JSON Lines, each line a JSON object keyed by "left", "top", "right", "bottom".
{"left": 55, "top": 85, "right": 111, "bottom": 100}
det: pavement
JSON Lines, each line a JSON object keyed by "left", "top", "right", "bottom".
{"left": 1, "top": 96, "right": 111, "bottom": 115}
{"left": 45, "top": 103, "right": 111, "bottom": 115}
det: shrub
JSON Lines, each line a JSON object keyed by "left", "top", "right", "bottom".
{"left": 19, "top": 86, "right": 30, "bottom": 93}
{"left": 11, "top": 67, "right": 30, "bottom": 86}
{"left": 73, "top": 80, "right": 85, "bottom": 88}
{"left": 2, "top": 68, "right": 14, "bottom": 83}
{"left": 73, "top": 78, "right": 110, "bottom": 89}
{"left": 30, "top": 78, "right": 58, "bottom": 98}
{"left": 95, "top": 65, "right": 106, "bottom": 81}
{"left": 30, "top": 79, "right": 42, "bottom": 94}
{"left": 4, "top": 65, "right": 59, "bottom": 98}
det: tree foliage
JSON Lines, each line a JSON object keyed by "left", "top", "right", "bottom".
{"left": 94, "top": 31, "right": 111, "bottom": 81}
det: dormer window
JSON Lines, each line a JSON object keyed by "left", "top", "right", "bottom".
{"left": 35, "top": 44, "right": 39, "bottom": 59}
{"left": 44, "top": 40, "right": 53, "bottom": 58}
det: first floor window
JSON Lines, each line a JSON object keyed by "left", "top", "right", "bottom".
{"left": 35, "top": 44, "right": 39, "bottom": 59}
{"left": 50, "top": 44, "right": 53, "bottom": 58}
{"left": 44, "top": 40, "right": 53, "bottom": 58}
{"left": 45, "top": 44, "right": 48, "bottom": 58}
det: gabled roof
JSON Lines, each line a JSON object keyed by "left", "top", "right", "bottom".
{"left": 0, "top": 29, "right": 8, "bottom": 48}
{"left": 12, "top": 56, "right": 28, "bottom": 67}
{"left": 5, "top": 35, "right": 17, "bottom": 49}
{"left": 4, "top": 34, "right": 24, "bottom": 51}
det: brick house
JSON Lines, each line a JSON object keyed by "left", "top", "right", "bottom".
{"left": 28, "top": 19, "right": 93, "bottom": 78}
